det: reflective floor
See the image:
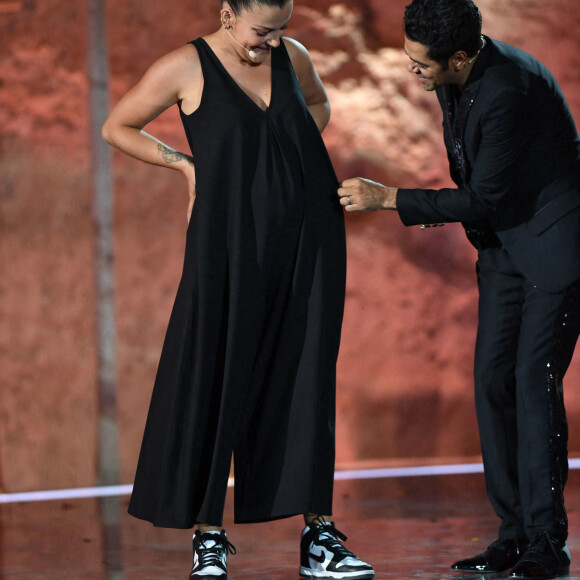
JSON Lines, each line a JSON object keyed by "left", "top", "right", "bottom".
{"left": 3, "top": 470, "right": 580, "bottom": 579}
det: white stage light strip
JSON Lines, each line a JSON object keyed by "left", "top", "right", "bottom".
{"left": 333, "top": 462, "right": 484, "bottom": 480}
{"left": 0, "top": 484, "right": 134, "bottom": 504}
{"left": 3, "top": 459, "right": 580, "bottom": 505}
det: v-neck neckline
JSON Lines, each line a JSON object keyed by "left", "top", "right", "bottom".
{"left": 199, "top": 37, "right": 274, "bottom": 113}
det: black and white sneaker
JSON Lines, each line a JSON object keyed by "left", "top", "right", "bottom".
{"left": 189, "top": 529, "right": 236, "bottom": 579}
{"left": 300, "top": 519, "right": 374, "bottom": 578}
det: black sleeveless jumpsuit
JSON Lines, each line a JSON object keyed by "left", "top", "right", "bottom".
{"left": 128, "top": 38, "right": 346, "bottom": 528}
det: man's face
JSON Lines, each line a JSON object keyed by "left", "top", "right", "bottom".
{"left": 404, "top": 36, "right": 454, "bottom": 91}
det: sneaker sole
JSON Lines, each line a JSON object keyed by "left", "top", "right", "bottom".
{"left": 299, "top": 567, "right": 375, "bottom": 579}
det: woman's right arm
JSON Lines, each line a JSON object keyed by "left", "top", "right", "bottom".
{"left": 101, "top": 45, "right": 201, "bottom": 220}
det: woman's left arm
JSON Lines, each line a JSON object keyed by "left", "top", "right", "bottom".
{"left": 284, "top": 37, "right": 330, "bottom": 132}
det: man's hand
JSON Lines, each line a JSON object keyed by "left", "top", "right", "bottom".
{"left": 338, "top": 178, "right": 398, "bottom": 212}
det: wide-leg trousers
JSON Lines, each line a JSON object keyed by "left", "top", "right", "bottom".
{"left": 474, "top": 247, "right": 580, "bottom": 542}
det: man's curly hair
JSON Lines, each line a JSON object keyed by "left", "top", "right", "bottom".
{"left": 404, "top": 0, "right": 482, "bottom": 69}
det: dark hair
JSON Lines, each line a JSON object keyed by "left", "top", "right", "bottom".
{"left": 222, "top": 0, "right": 290, "bottom": 17}
{"left": 404, "top": 0, "right": 482, "bottom": 67}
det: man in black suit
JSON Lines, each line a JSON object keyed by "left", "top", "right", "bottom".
{"left": 338, "top": 0, "right": 580, "bottom": 577}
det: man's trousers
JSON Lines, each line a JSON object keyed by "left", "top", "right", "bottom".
{"left": 474, "top": 247, "right": 580, "bottom": 542}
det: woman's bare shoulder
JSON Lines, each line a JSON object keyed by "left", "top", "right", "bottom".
{"left": 282, "top": 37, "right": 309, "bottom": 59}
{"left": 133, "top": 42, "right": 203, "bottom": 106}
{"left": 282, "top": 37, "right": 315, "bottom": 74}
{"left": 148, "top": 43, "right": 201, "bottom": 79}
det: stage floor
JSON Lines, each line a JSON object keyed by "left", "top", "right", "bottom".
{"left": 3, "top": 469, "right": 580, "bottom": 579}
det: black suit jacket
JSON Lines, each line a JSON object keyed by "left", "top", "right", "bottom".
{"left": 397, "top": 37, "right": 580, "bottom": 292}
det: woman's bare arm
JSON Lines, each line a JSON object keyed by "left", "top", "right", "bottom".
{"left": 284, "top": 37, "right": 330, "bottom": 132}
{"left": 102, "top": 44, "right": 202, "bottom": 220}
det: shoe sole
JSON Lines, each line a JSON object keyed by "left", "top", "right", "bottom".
{"left": 509, "top": 544, "right": 571, "bottom": 578}
{"left": 510, "top": 566, "right": 570, "bottom": 579}
{"left": 299, "top": 569, "right": 375, "bottom": 579}
{"left": 451, "top": 566, "right": 508, "bottom": 573}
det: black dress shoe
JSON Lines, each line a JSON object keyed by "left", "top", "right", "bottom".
{"left": 510, "top": 532, "right": 570, "bottom": 578}
{"left": 451, "top": 538, "right": 528, "bottom": 572}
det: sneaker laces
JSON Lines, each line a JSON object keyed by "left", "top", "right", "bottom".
{"left": 195, "top": 531, "right": 237, "bottom": 568}
{"left": 313, "top": 520, "right": 355, "bottom": 559}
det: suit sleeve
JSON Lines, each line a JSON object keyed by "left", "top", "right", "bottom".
{"left": 398, "top": 83, "right": 529, "bottom": 227}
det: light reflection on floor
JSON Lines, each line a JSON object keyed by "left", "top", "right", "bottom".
{"left": 2, "top": 471, "right": 580, "bottom": 579}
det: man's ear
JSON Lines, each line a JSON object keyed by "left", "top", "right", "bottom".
{"left": 450, "top": 51, "right": 469, "bottom": 72}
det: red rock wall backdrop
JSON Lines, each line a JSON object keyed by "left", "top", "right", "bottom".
{"left": 0, "top": 0, "right": 579, "bottom": 491}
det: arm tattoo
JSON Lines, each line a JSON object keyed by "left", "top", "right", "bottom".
{"left": 157, "top": 143, "right": 191, "bottom": 165}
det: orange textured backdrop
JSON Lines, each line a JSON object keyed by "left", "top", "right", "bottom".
{"left": 1, "top": 0, "right": 579, "bottom": 491}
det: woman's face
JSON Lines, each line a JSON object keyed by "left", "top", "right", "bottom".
{"left": 222, "top": 1, "right": 293, "bottom": 63}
